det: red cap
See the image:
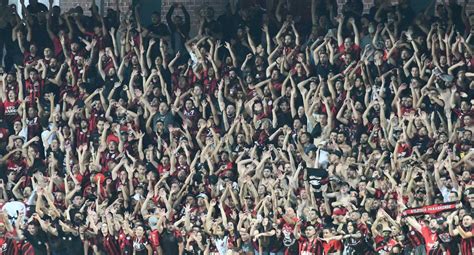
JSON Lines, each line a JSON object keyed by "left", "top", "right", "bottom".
{"left": 107, "top": 134, "right": 119, "bottom": 144}
{"left": 333, "top": 208, "right": 347, "bottom": 216}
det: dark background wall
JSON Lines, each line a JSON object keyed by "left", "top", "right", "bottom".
{"left": 56, "top": 0, "right": 471, "bottom": 36}
{"left": 136, "top": 0, "right": 162, "bottom": 26}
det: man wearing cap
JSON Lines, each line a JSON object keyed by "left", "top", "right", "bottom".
{"left": 196, "top": 193, "right": 209, "bottom": 215}
{"left": 372, "top": 209, "right": 401, "bottom": 254}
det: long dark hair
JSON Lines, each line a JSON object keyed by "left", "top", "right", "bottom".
{"left": 343, "top": 220, "right": 357, "bottom": 235}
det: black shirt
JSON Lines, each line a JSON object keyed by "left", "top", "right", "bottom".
{"left": 159, "top": 230, "right": 182, "bottom": 255}
{"left": 276, "top": 111, "right": 293, "bottom": 128}
{"left": 60, "top": 228, "right": 84, "bottom": 254}
{"left": 184, "top": 242, "right": 205, "bottom": 255}
{"left": 438, "top": 230, "right": 460, "bottom": 255}
{"left": 420, "top": 97, "right": 444, "bottom": 114}
{"left": 146, "top": 23, "right": 170, "bottom": 38}
{"left": 133, "top": 237, "right": 150, "bottom": 255}
{"left": 315, "top": 62, "right": 334, "bottom": 79}
{"left": 217, "top": 12, "right": 240, "bottom": 42}
{"left": 202, "top": 19, "right": 221, "bottom": 38}
{"left": 46, "top": 220, "right": 65, "bottom": 252}
{"left": 410, "top": 134, "right": 431, "bottom": 152}
{"left": 166, "top": 5, "right": 190, "bottom": 53}
{"left": 24, "top": 229, "right": 48, "bottom": 255}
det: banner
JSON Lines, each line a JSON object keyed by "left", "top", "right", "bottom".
{"left": 306, "top": 167, "right": 329, "bottom": 191}
{"left": 401, "top": 202, "right": 458, "bottom": 217}
{"left": 1, "top": 201, "right": 26, "bottom": 225}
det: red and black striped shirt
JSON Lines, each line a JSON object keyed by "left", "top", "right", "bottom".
{"left": 0, "top": 236, "right": 17, "bottom": 255}
{"left": 460, "top": 225, "right": 474, "bottom": 255}
{"left": 75, "top": 128, "right": 90, "bottom": 147}
{"left": 298, "top": 237, "right": 324, "bottom": 255}
{"left": 98, "top": 233, "right": 121, "bottom": 255}
{"left": 407, "top": 229, "right": 425, "bottom": 247}
{"left": 25, "top": 79, "right": 44, "bottom": 104}
{"left": 19, "top": 240, "right": 34, "bottom": 255}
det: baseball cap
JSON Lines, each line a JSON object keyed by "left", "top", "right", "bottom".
{"left": 333, "top": 207, "right": 347, "bottom": 216}
{"left": 106, "top": 134, "right": 119, "bottom": 144}
{"left": 197, "top": 193, "right": 208, "bottom": 200}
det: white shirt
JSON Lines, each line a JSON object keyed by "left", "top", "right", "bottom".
{"left": 18, "top": 127, "right": 28, "bottom": 141}
{"left": 214, "top": 236, "right": 229, "bottom": 255}
{"left": 440, "top": 186, "right": 456, "bottom": 203}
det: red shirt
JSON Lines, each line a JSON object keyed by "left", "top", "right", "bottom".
{"left": 397, "top": 143, "right": 412, "bottom": 157}
{"left": 88, "top": 108, "right": 105, "bottom": 131}
{"left": 19, "top": 240, "right": 34, "bottom": 255}
{"left": 298, "top": 237, "right": 324, "bottom": 255}
{"left": 374, "top": 235, "right": 398, "bottom": 252}
{"left": 149, "top": 229, "right": 160, "bottom": 250}
{"left": 322, "top": 239, "right": 342, "bottom": 254}
{"left": 400, "top": 107, "right": 416, "bottom": 117}
{"left": 460, "top": 225, "right": 474, "bottom": 255}
{"left": 420, "top": 225, "right": 440, "bottom": 252}
{"left": 51, "top": 36, "right": 65, "bottom": 57}
{"left": 23, "top": 51, "right": 39, "bottom": 65}
{"left": 0, "top": 232, "right": 17, "bottom": 255}
{"left": 6, "top": 158, "right": 27, "bottom": 175}
{"left": 99, "top": 233, "right": 121, "bottom": 254}
{"left": 25, "top": 78, "right": 44, "bottom": 103}
{"left": 27, "top": 116, "right": 41, "bottom": 140}
{"left": 270, "top": 80, "right": 282, "bottom": 92}
{"left": 75, "top": 128, "right": 90, "bottom": 146}
{"left": 157, "top": 163, "right": 170, "bottom": 175}
{"left": 83, "top": 31, "right": 108, "bottom": 50}
{"left": 338, "top": 44, "right": 361, "bottom": 58}
{"left": 100, "top": 150, "right": 118, "bottom": 172}
{"left": 407, "top": 228, "right": 425, "bottom": 247}
{"left": 0, "top": 127, "right": 9, "bottom": 142}
{"left": 118, "top": 230, "right": 132, "bottom": 254}
{"left": 202, "top": 70, "right": 217, "bottom": 95}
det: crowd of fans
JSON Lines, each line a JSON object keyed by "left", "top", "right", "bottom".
{"left": 0, "top": 0, "right": 472, "bottom": 254}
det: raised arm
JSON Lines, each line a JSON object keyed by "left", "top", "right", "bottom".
{"left": 17, "top": 31, "right": 26, "bottom": 53}
{"left": 405, "top": 216, "right": 422, "bottom": 233}
{"left": 348, "top": 17, "right": 360, "bottom": 47}
{"left": 337, "top": 15, "right": 344, "bottom": 46}
{"left": 262, "top": 24, "right": 272, "bottom": 55}
{"left": 224, "top": 42, "right": 238, "bottom": 68}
